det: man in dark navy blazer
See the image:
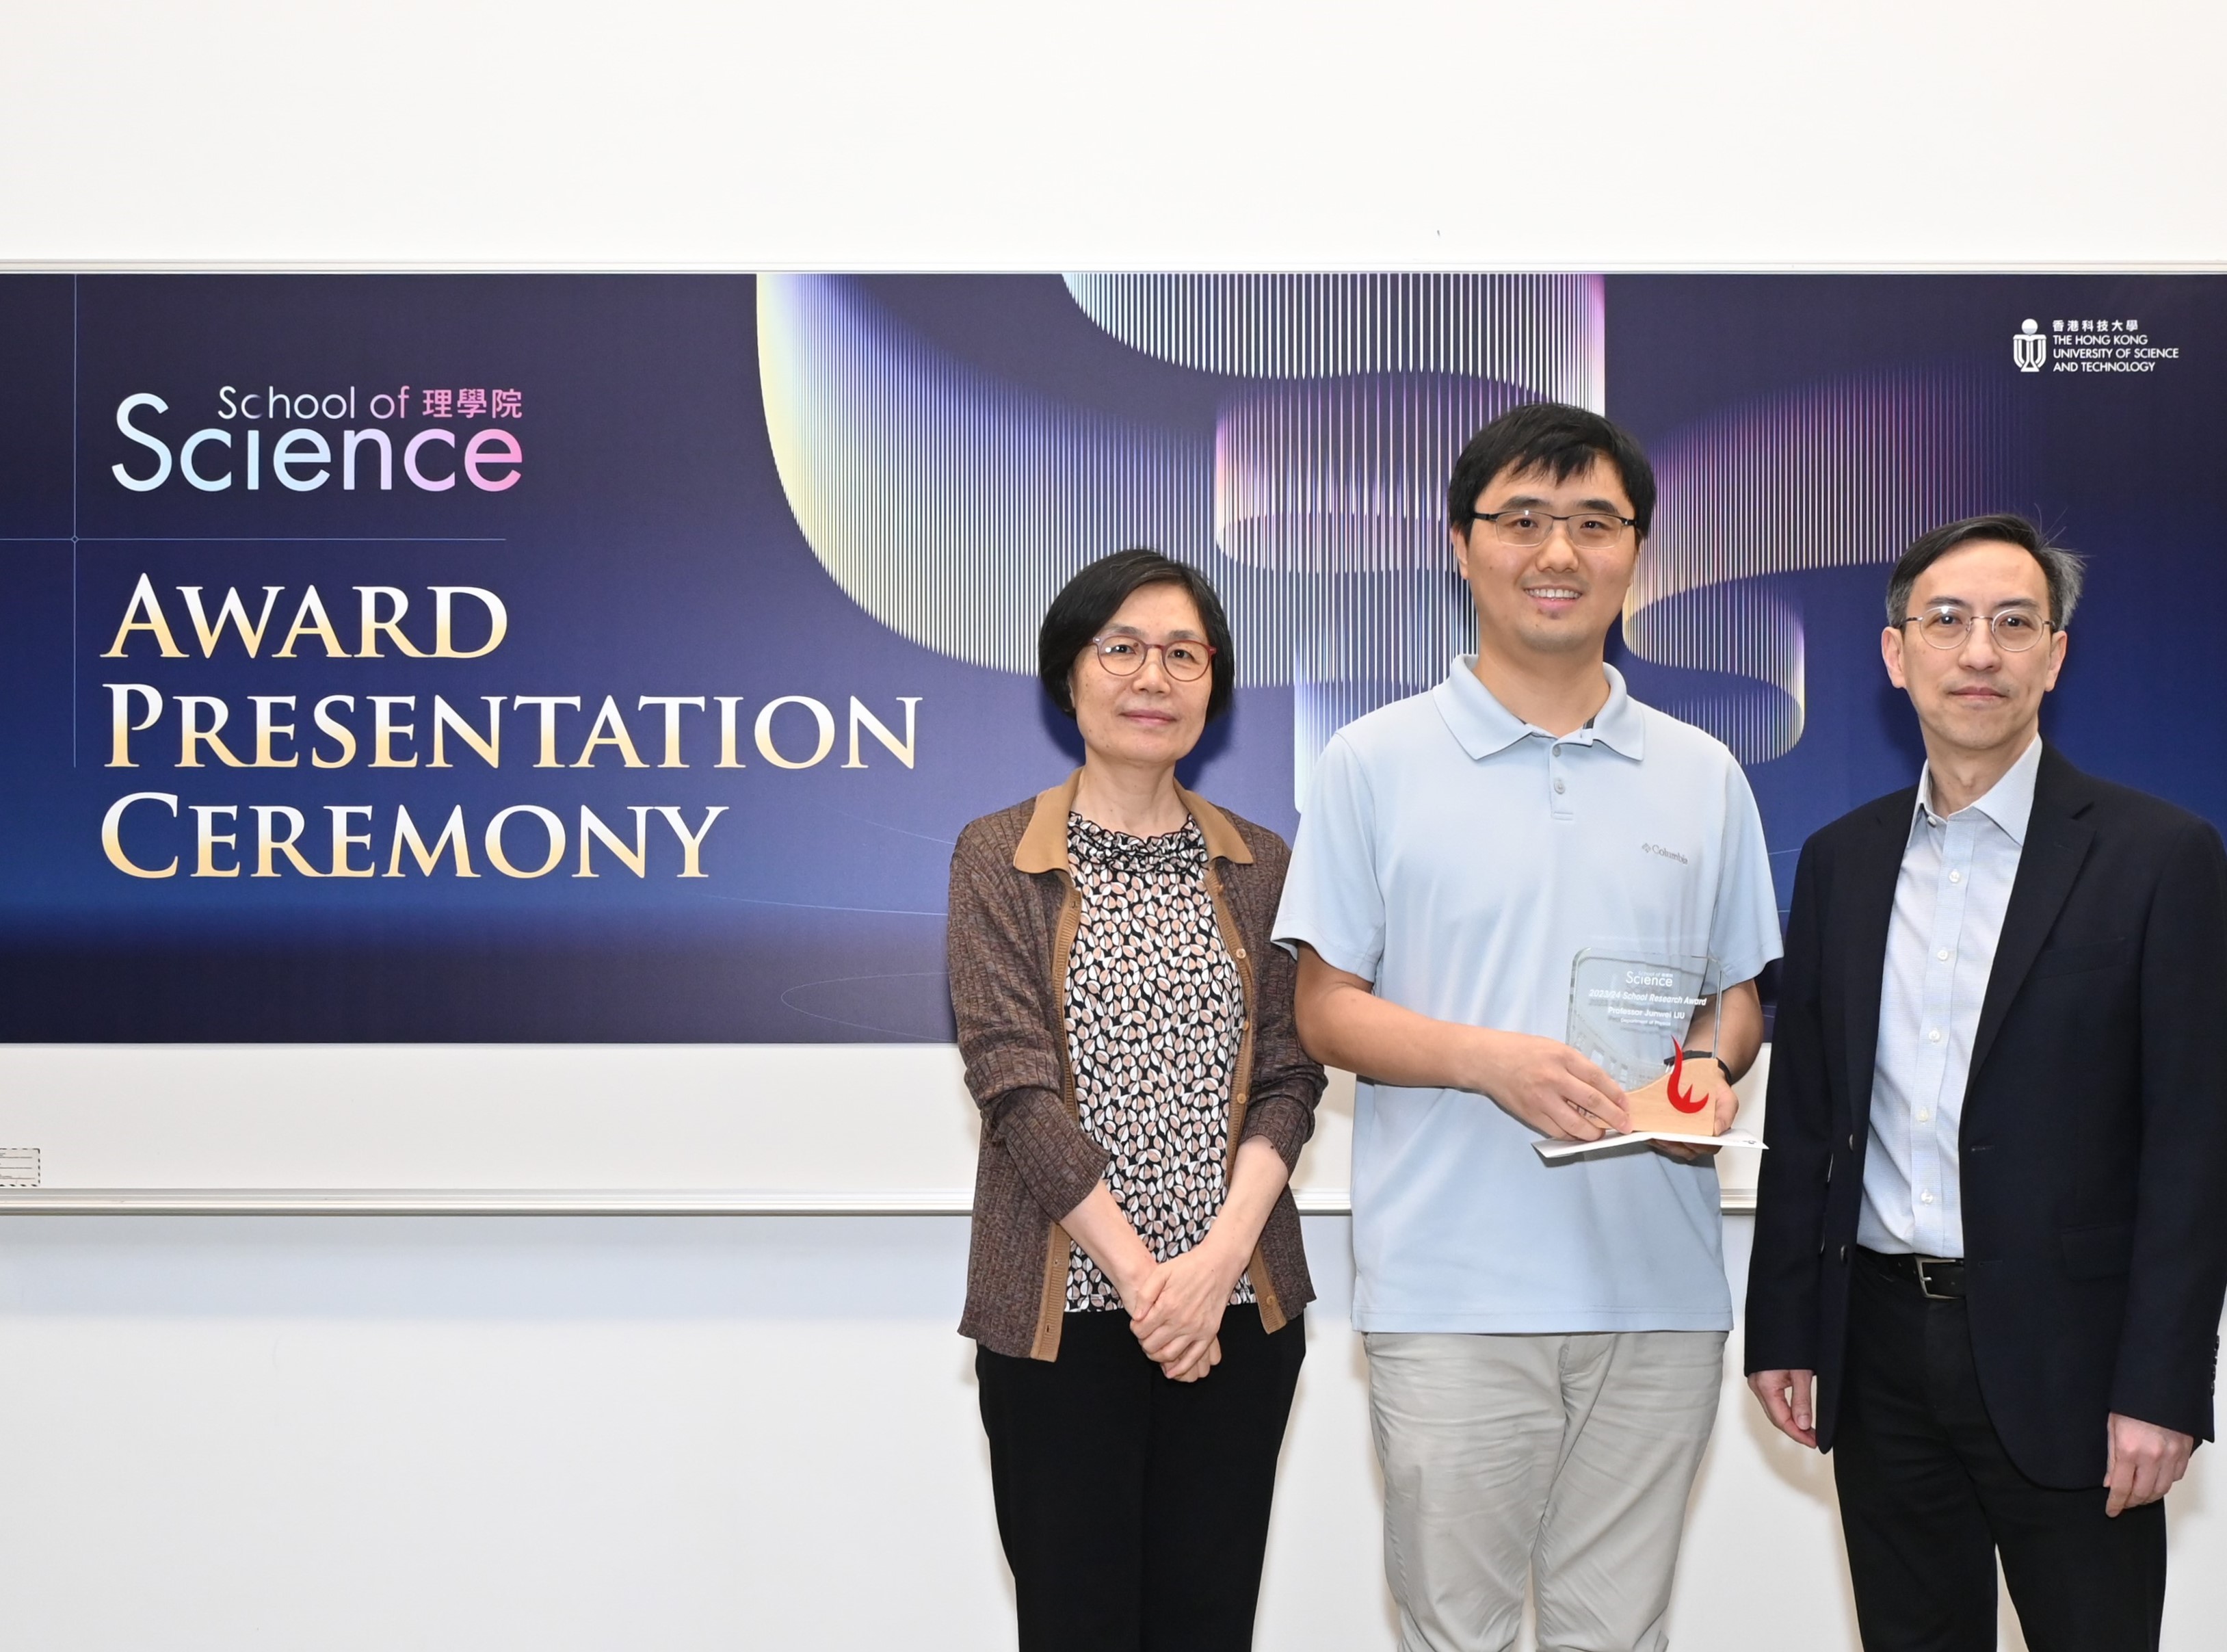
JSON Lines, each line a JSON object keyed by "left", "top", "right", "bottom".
{"left": 1744, "top": 513, "right": 2227, "bottom": 1652}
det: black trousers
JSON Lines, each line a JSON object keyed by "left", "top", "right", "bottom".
{"left": 975, "top": 1303, "right": 1305, "bottom": 1652}
{"left": 1834, "top": 1251, "right": 2166, "bottom": 1652}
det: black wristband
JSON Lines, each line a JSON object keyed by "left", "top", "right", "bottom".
{"left": 1682, "top": 1049, "right": 1737, "bottom": 1084}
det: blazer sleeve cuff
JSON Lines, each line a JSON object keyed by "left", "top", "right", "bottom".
{"left": 2108, "top": 1371, "right": 2218, "bottom": 1445}
{"left": 988, "top": 1086, "right": 1109, "bottom": 1220}
{"left": 1739, "top": 1340, "right": 1821, "bottom": 1378}
{"left": 1739, "top": 1302, "right": 1821, "bottom": 1376}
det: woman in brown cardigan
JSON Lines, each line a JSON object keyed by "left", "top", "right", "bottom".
{"left": 949, "top": 549, "right": 1326, "bottom": 1652}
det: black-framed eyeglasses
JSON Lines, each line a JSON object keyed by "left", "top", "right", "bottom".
{"left": 1471, "top": 508, "right": 1637, "bottom": 551}
{"left": 1090, "top": 634, "right": 1216, "bottom": 682}
{"left": 1899, "top": 605, "right": 2055, "bottom": 653}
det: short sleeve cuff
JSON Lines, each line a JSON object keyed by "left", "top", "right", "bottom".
{"left": 1270, "top": 926, "right": 1380, "bottom": 982}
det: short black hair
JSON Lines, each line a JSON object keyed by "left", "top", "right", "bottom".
{"left": 1038, "top": 549, "right": 1235, "bottom": 721}
{"left": 1445, "top": 401, "right": 1657, "bottom": 540}
{"left": 1886, "top": 513, "right": 2085, "bottom": 627}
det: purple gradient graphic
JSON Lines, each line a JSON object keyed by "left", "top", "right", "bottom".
{"left": 1629, "top": 369, "right": 2022, "bottom": 760}
{"left": 3, "top": 272, "right": 2222, "bottom": 1040}
{"left": 764, "top": 275, "right": 1604, "bottom": 803}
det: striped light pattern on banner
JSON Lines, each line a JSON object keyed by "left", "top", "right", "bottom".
{"left": 1215, "top": 374, "right": 1526, "bottom": 572}
{"left": 1213, "top": 374, "right": 1518, "bottom": 801}
{"left": 1628, "top": 371, "right": 2020, "bottom": 762}
{"left": 1622, "top": 586, "right": 1808, "bottom": 767}
{"left": 762, "top": 274, "right": 1736, "bottom": 804}
{"left": 759, "top": 273, "right": 1230, "bottom": 677}
{"left": 1064, "top": 274, "right": 1606, "bottom": 410}
{"left": 1288, "top": 590, "right": 1470, "bottom": 809}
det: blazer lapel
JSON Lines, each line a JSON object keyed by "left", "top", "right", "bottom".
{"left": 1841, "top": 792, "right": 1916, "bottom": 1125}
{"left": 1968, "top": 749, "right": 2097, "bottom": 1085}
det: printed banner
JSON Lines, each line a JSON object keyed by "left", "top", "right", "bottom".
{"left": 2, "top": 274, "right": 2218, "bottom": 1040}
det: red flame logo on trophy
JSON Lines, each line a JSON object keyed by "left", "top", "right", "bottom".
{"left": 1623, "top": 1038, "right": 1717, "bottom": 1132}
{"left": 1566, "top": 950, "right": 1726, "bottom": 1138}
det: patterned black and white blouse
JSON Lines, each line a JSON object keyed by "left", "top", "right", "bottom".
{"left": 1062, "top": 811, "right": 1252, "bottom": 1311}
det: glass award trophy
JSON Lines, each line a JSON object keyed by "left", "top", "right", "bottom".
{"left": 1539, "top": 949, "right": 1742, "bottom": 1159}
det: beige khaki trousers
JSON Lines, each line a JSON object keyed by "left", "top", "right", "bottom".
{"left": 1365, "top": 1329, "right": 1726, "bottom": 1652}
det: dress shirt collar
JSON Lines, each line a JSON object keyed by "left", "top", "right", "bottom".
{"left": 1434, "top": 657, "right": 1646, "bottom": 762}
{"left": 1912, "top": 733, "right": 2043, "bottom": 847}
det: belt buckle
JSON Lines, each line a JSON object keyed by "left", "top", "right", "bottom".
{"left": 1914, "top": 1256, "right": 1956, "bottom": 1300}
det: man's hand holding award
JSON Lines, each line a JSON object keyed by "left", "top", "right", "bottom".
{"left": 1535, "top": 949, "right": 1763, "bottom": 1162}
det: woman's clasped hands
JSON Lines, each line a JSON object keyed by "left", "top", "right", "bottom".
{"left": 1123, "top": 1236, "right": 1247, "bottom": 1382}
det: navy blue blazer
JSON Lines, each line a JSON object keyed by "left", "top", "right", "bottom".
{"left": 1744, "top": 743, "right": 2227, "bottom": 1488}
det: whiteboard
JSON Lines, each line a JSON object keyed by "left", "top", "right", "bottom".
{"left": 0, "top": 1044, "right": 1767, "bottom": 1213}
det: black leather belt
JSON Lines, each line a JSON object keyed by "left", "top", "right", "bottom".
{"left": 1858, "top": 1246, "right": 1967, "bottom": 1300}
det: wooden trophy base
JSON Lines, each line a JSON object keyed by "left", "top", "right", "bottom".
{"left": 1622, "top": 1044, "right": 1722, "bottom": 1136}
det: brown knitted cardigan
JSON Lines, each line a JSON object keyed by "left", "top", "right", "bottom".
{"left": 949, "top": 772, "right": 1326, "bottom": 1360}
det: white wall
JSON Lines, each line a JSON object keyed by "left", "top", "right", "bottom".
{"left": 4, "top": 1, "right": 2225, "bottom": 270}
{"left": 3, "top": 1214, "right": 2219, "bottom": 1649}
{"left": 5, "top": 5, "right": 2226, "bottom": 1649}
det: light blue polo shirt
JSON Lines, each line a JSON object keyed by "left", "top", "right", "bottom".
{"left": 1274, "top": 659, "right": 1782, "bottom": 1333}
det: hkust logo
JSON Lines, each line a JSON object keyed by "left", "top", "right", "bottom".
{"left": 2011, "top": 317, "right": 2183, "bottom": 376}
{"left": 112, "top": 384, "right": 525, "bottom": 493}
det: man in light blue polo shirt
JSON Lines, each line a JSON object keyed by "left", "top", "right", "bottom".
{"left": 1276, "top": 402, "right": 1781, "bottom": 1652}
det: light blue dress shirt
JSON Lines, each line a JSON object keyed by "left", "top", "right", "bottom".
{"left": 1860, "top": 734, "right": 2042, "bottom": 1259}
{"left": 1274, "top": 660, "right": 1782, "bottom": 1333}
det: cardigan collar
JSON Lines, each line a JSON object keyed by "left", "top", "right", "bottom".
{"left": 1012, "top": 769, "right": 1253, "bottom": 874}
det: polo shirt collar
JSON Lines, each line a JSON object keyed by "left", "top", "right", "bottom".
{"left": 1912, "top": 733, "right": 2042, "bottom": 846}
{"left": 1432, "top": 658, "right": 1648, "bottom": 761}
